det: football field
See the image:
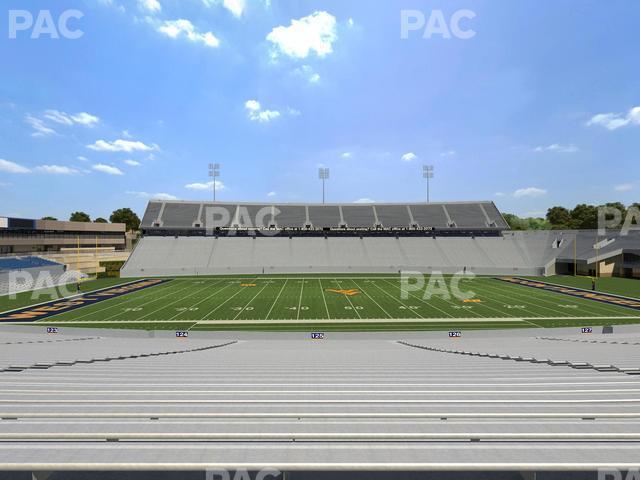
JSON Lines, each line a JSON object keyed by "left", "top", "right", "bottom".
{"left": 10, "top": 275, "right": 640, "bottom": 332}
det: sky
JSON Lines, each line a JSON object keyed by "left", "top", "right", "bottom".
{"left": 0, "top": 0, "right": 639, "bottom": 221}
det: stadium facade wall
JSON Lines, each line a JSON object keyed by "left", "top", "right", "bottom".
{"left": 121, "top": 233, "right": 567, "bottom": 277}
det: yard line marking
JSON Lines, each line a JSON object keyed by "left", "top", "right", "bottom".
{"left": 296, "top": 278, "right": 305, "bottom": 321}
{"left": 233, "top": 282, "right": 271, "bottom": 320}
{"left": 265, "top": 279, "right": 288, "bottom": 320}
{"left": 351, "top": 280, "right": 393, "bottom": 319}
{"left": 133, "top": 281, "right": 216, "bottom": 321}
{"left": 336, "top": 279, "right": 361, "bottom": 319}
{"left": 480, "top": 279, "right": 590, "bottom": 318}
{"left": 319, "top": 279, "right": 331, "bottom": 320}
{"left": 378, "top": 278, "right": 458, "bottom": 319}
{"left": 365, "top": 280, "right": 424, "bottom": 319}
{"left": 199, "top": 277, "right": 259, "bottom": 320}
{"left": 167, "top": 279, "right": 228, "bottom": 320}
{"left": 59, "top": 280, "right": 188, "bottom": 323}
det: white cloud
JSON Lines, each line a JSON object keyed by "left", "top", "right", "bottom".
{"left": 25, "top": 115, "right": 56, "bottom": 137}
{"left": 587, "top": 106, "right": 640, "bottom": 131}
{"left": 294, "top": 65, "right": 321, "bottom": 84}
{"left": 0, "top": 159, "right": 31, "bottom": 174}
{"left": 287, "top": 107, "right": 301, "bottom": 116}
{"left": 440, "top": 150, "right": 456, "bottom": 157}
{"left": 267, "top": 191, "right": 276, "bottom": 197}
{"left": 138, "top": 0, "right": 161, "bottom": 12}
{"left": 77, "top": 156, "right": 89, "bottom": 162}
{"left": 185, "top": 180, "right": 225, "bottom": 190}
{"left": 35, "top": 165, "right": 79, "bottom": 175}
{"left": 124, "top": 159, "right": 142, "bottom": 166}
{"left": 71, "top": 112, "right": 100, "bottom": 126}
{"left": 341, "top": 152, "right": 352, "bottom": 159}
{"left": 534, "top": 143, "right": 578, "bottom": 153}
{"left": 354, "top": 198, "right": 375, "bottom": 203}
{"left": 401, "top": 152, "right": 417, "bottom": 162}
{"left": 513, "top": 187, "right": 547, "bottom": 198}
{"left": 494, "top": 192, "right": 506, "bottom": 197}
{"left": 92, "top": 164, "right": 124, "bottom": 175}
{"left": 157, "top": 19, "right": 220, "bottom": 48}
{"left": 43, "top": 110, "right": 73, "bottom": 125}
{"left": 347, "top": 18, "right": 354, "bottom": 27}
{"left": 127, "top": 191, "right": 178, "bottom": 200}
{"left": 244, "top": 100, "right": 281, "bottom": 122}
{"left": 222, "top": 0, "right": 245, "bottom": 17}
{"left": 614, "top": 183, "right": 634, "bottom": 192}
{"left": 43, "top": 110, "right": 100, "bottom": 127}
{"left": 87, "top": 139, "right": 157, "bottom": 152}
{"left": 267, "top": 11, "right": 337, "bottom": 59}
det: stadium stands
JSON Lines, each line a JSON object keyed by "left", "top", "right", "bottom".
{"left": 126, "top": 200, "right": 639, "bottom": 278}
{"left": 1, "top": 325, "right": 640, "bottom": 476}
{"left": 0, "top": 256, "right": 61, "bottom": 271}
{"left": 141, "top": 200, "right": 510, "bottom": 231}
{"left": 121, "top": 233, "right": 568, "bottom": 277}
{"left": 0, "top": 256, "right": 68, "bottom": 296}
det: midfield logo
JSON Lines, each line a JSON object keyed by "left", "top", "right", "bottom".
{"left": 326, "top": 288, "right": 360, "bottom": 296}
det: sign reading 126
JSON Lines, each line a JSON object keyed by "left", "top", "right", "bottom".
{"left": 449, "top": 331, "right": 462, "bottom": 338}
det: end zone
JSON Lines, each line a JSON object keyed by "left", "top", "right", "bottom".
{"left": 0, "top": 279, "right": 172, "bottom": 323}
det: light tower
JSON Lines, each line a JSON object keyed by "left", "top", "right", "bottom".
{"left": 208, "top": 163, "right": 220, "bottom": 202}
{"left": 318, "top": 167, "right": 330, "bottom": 204}
{"left": 422, "top": 165, "right": 434, "bottom": 203}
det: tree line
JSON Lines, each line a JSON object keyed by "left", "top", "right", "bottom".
{"left": 41, "top": 208, "right": 141, "bottom": 232}
{"left": 504, "top": 202, "right": 640, "bottom": 231}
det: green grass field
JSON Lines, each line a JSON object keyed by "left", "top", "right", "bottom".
{"left": 4, "top": 274, "right": 638, "bottom": 332}
{"left": 531, "top": 275, "right": 640, "bottom": 299}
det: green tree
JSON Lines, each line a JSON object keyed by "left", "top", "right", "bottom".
{"left": 546, "top": 206, "right": 572, "bottom": 229}
{"left": 525, "top": 217, "right": 551, "bottom": 230}
{"left": 110, "top": 208, "right": 140, "bottom": 231}
{"left": 69, "top": 211, "right": 91, "bottom": 223}
{"left": 94, "top": 217, "right": 108, "bottom": 223}
{"left": 41, "top": 216, "right": 58, "bottom": 221}
{"left": 503, "top": 213, "right": 551, "bottom": 231}
{"left": 570, "top": 204, "right": 598, "bottom": 229}
{"left": 503, "top": 213, "right": 526, "bottom": 230}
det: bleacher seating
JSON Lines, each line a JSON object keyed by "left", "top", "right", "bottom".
{"left": 121, "top": 233, "right": 565, "bottom": 277}
{"left": 0, "top": 256, "right": 70, "bottom": 296}
{"left": 141, "top": 200, "right": 509, "bottom": 231}
{"left": 0, "top": 256, "right": 61, "bottom": 271}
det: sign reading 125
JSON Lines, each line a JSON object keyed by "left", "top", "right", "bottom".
{"left": 46, "top": 327, "right": 59, "bottom": 334}
{"left": 311, "top": 332, "right": 325, "bottom": 340}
